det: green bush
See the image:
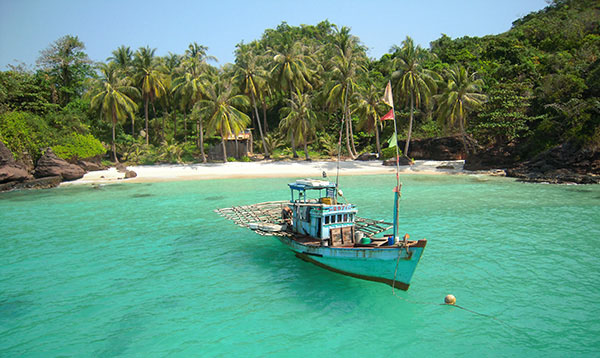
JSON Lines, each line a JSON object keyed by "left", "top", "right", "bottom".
{"left": 52, "top": 133, "right": 106, "bottom": 160}
{"left": 0, "top": 111, "right": 52, "bottom": 161}
{"left": 240, "top": 156, "right": 251, "bottom": 162}
{"left": 381, "top": 146, "right": 402, "bottom": 160}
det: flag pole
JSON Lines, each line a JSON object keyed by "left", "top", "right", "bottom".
{"left": 383, "top": 80, "right": 401, "bottom": 244}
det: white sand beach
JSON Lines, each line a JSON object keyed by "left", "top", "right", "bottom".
{"left": 63, "top": 160, "right": 472, "bottom": 185}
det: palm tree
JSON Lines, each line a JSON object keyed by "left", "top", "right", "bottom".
{"left": 196, "top": 76, "right": 251, "bottom": 162}
{"left": 89, "top": 63, "right": 139, "bottom": 162}
{"left": 326, "top": 26, "right": 366, "bottom": 158}
{"left": 107, "top": 45, "right": 133, "bottom": 73}
{"left": 435, "top": 64, "right": 487, "bottom": 154}
{"left": 132, "top": 46, "right": 167, "bottom": 145}
{"left": 390, "top": 36, "right": 439, "bottom": 157}
{"left": 184, "top": 42, "right": 217, "bottom": 90}
{"left": 279, "top": 91, "right": 317, "bottom": 160}
{"left": 269, "top": 34, "right": 314, "bottom": 158}
{"left": 234, "top": 42, "right": 269, "bottom": 158}
{"left": 172, "top": 43, "right": 215, "bottom": 146}
{"left": 156, "top": 53, "right": 182, "bottom": 141}
{"left": 172, "top": 71, "right": 204, "bottom": 145}
{"left": 353, "top": 80, "right": 384, "bottom": 158}
{"left": 107, "top": 45, "right": 136, "bottom": 135}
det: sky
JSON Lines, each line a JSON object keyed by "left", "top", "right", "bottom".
{"left": 0, "top": 0, "right": 549, "bottom": 70}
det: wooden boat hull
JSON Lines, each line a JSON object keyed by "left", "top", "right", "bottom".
{"left": 276, "top": 236, "right": 427, "bottom": 290}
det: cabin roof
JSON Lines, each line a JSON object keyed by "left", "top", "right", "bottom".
{"left": 288, "top": 179, "right": 336, "bottom": 191}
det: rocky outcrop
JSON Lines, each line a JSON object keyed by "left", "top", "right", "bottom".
{"left": 0, "top": 141, "right": 33, "bottom": 184}
{"left": 116, "top": 163, "right": 137, "bottom": 179}
{"left": 505, "top": 142, "right": 600, "bottom": 184}
{"left": 0, "top": 176, "right": 62, "bottom": 192}
{"left": 76, "top": 156, "right": 105, "bottom": 172}
{"left": 464, "top": 143, "right": 522, "bottom": 171}
{"left": 398, "top": 136, "right": 479, "bottom": 160}
{"left": 356, "top": 152, "right": 378, "bottom": 161}
{"left": 383, "top": 155, "right": 414, "bottom": 166}
{"left": 124, "top": 170, "right": 137, "bottom": 178}
{"left": 34, "top": 148, "right": 85, "bottom": 181}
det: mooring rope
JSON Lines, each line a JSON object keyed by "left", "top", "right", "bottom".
{"left": 391, "top": 292, "right": 514, "bottom": 329}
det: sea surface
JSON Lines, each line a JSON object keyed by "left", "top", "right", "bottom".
{"left": 1, "top": 175, "right": 599, "bottom": 357}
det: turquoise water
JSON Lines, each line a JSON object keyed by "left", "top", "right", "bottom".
{"left": 1, "top": 175, "right": 599, "bottom": 357}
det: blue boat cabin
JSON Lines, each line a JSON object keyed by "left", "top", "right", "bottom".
{"left": 287, "top": 179, "right": 358, "bottom": 246}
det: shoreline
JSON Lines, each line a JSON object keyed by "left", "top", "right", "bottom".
{"left": 62, "top": 160, "right": 485, "bottom": 185}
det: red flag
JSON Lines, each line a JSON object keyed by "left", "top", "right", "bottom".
{"left": 382, "top": 81, "right": 394, "bottom": 107}
{"left": 381, "top": 108, "right": 395, "bottom": 121}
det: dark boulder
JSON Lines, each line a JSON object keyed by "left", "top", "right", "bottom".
{"left": 383, "top": 155, "right": 414, "bottom": 166}
{"left": 77, "top": 158, "right": 105, "bottom": 172}
{"left": 0, "top": 141, "right": 32, "bottom": 183}
{"left": 124, "top": 170, "right": 137, "bottom": 179}
{"left": 115, "top": 163, "right": 137, "bottom": 179}
{"left": 34, "top": 148, "right": 85, "bottom": 181}
{"left": 505, "top": 142, "right": 600, "bottom": 184}
{"left": 356, "top": 152, "right": 378, "bottom": 161}
{"left": 464, "top": 143, "right": 522, "bottom": 171}
{"left": 0, "top": 176, "right": 62, "bottom": 192}
{"left": 398, "top": 136, "right": 479, "bottom": 160}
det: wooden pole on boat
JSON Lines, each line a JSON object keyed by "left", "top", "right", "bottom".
{"left": 335, "top": 95, "right": 346, "bottom": 195}
{"left": 386, "top": 80, "right": 401, "bottom": 243}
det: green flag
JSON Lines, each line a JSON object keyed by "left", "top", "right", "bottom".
{"left": 387, "top": 132, "right": 397, "bottom": 148}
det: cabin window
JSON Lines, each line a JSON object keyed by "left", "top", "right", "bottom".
{"left": 325, "top": 216, "right": 330, "bottom": 224}
{"left": 337, "top": 214, "right": 342, "bottom": 223}
{"left": 343, "top": 214, "right": 348, "bottom": 222}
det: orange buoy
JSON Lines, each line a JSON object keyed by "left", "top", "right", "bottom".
{"left": 444, "top": 294, "right": 456, "bottom": 305}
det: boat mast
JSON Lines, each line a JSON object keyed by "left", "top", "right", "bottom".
{"left": 335, "top": 88, "right": 347, "bottom": 193}
{"left": 388, "top": 81, "right": 401, "bottom": 243}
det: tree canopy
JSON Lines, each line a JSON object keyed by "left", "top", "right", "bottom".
{"left": 1, "top": 0, "right": 598, "bottom": 165}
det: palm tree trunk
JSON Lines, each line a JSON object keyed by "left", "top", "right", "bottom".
{"left": 200, "top": 117, "right": 206, "bottom": 163}
{"left": 196, "top": 118, "right": 200, "bottom": 149}
{"left": 251, "top": 91, "right": 269, "bottom": 159}
{"left": 112, "top": 111, "right": 118, "bottom": 163}
{"left": 342, "top": 88, "right": 354, "bottom": 158}
{"left": 304, "top": 138, "right": 310, "bottom": 161}
{"left": 347, "top": 109, "right": 358, "bottom": 157}
{"left": 162, "top": 111, "right": 166, "bottom": 142}
{"left": 131, "top": 115, "right": 135, "bottom": 137}
{"left": 375, "top": 117, "right": 382, "bottom": 158}
{"left": 342, "top": 86, "right": 357, "bottom": 158}
{"left": 459, "top": 113, "right": 468, "bottom": 158}
{"left": 144, "top": 97, "right": 149, "bottom": 145}
{"left": 288, "top": 80, "right": 299, "bottom": 159}
{"left": 183, "top": 108, "right": 188, "bottom": 143}
{"left": 404, "top": 91, "right": 414, "bottom": 157}
{"left": 344, "top": 114, "right": 353, "bottom": 157}
{"left": 221, "top": 129, "right": 227, "bottom": 163}
{"left": 235, "top": 137, "right": 239, "bottom": 159}
{"left": 173, "top": 111, "right": 177, "bottom": 140}
{"left": 262, "top": 99, "right": 269, "bottom": 132}
{"left": 291, "top": 134, "right": 299, "bottom": 158}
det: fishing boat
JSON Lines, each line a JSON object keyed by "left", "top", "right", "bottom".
{"left": 216, "top": 81, "right": 427, "bottom": 290}
{"left": 216, "top": 177, "right": 427, "bottom": 290}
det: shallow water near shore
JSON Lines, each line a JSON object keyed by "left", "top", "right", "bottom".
{"left": 1, "top": 175, "right": 599, "bottom": 357}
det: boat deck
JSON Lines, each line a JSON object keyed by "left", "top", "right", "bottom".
{"left": 215, "top": 201, "right": 393, "bottom": 239}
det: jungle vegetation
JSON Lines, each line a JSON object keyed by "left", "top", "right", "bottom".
{"left": 1, "top": 0, "right": 598, "bottom": 165}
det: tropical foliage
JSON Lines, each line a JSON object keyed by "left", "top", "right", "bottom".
{"left": 1, "top": 0, "right": 598, "bottom": 166}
